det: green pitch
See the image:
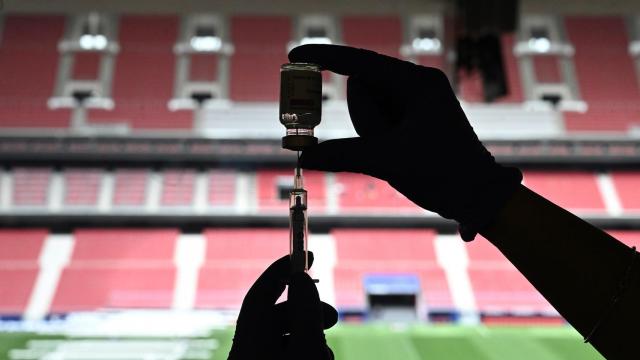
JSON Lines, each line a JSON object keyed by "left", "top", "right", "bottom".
{"left": 323, "top": 324, "right": 603, "bottom": 360}
{"left": 1, "top": 325, "right": 604, "bottom": 360}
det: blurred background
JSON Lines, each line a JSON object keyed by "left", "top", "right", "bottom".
{"left": 1, "top": 0, "right": 639, "bottom": 358}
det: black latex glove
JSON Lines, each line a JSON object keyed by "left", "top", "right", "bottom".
{"left": 288, "top": 44, "right": 522, "bottom": 240}
{"left": 228, "top": 252, "right": 337, "bottom": 360}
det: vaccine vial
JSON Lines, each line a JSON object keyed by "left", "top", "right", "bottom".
{"left": 279, "top": 63, "right": 322, "bottom": 151}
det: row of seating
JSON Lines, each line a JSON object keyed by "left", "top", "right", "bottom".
{"left": 6, "top": 168, "right": 237, "bottom": 208}
{"left": 0, "top": 15, "right": 638, "bottom": 131}
{"left": 1, "top": 228, "right": 639, "bottom": 316}
{"left": 3, "top": 168, "right": 640, "bottom": 213}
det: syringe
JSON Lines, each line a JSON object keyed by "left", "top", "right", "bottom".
{"left": 289, "top": 162, "right": 308, "bottom": 273}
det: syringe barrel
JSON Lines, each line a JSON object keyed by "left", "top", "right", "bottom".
{"left": 289, "top": 188, "right": 308, "bottom": 273}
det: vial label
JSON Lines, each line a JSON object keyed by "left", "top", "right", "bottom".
{"left": 279, "top": 68, "right": 322, "bottom": 128}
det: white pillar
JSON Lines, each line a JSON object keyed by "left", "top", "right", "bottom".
{"left": 0, "top": 169, "right": 12, "bottom": 210}
{"left": 434, "top": 234, "right": 480, "bottom": 324}
{"left": 596, "top": 172, "right": 623, "bottom": 217}
{"left": 97, "top": 170, "right": 114, "bottom": 213}
{"left": 236, "top": 171, "right": 252, "bottom": 215}
{"left": 172, "top": 234, "right": 206, "bottom": 311}
{"left": 193, "top": 171, "right": 208, "bottom": 214}
{"left": 48, "top": 171, "right": 64, "bottom": 213}
{"left": 308, "top": 234, "right": 337, "bottom": 307}
{"left": 146, "top": 170, "right": 162, "bottom": 213}
{"left": 24, "top": 234, "right": 75, "bottom": 320}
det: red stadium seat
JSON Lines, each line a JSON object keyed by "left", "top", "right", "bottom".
{"left": 607, "top": 231, "right": 640, "bottom": 249}
{"left": 523, "top": 171, "right": 605, "bottom": 212}
{"left": 0, "top": 229, "right": 47, "bottom": 262}
{"left": 196, "top": 228, "right": 288, "bottom": 309}
{"left": 89, "top": 16, "right": 192, "bottom": 129}
{"left": 201, "top": 228, "right": 288, "bottom": 263}
{"left": 51, "top": 229, "right": 178, "bottom": 312}
{"left": 12, "top": 168, "right": 51, "bottom": 207}
{"left": 467, "top": 268, "right": 551, "bottom": 313}
{"left": 0, "top": 229, "right": 47, "bottom": 314}
{"left": 342, "top": 16, "right": 402, "bottom": 58}
{"left": 52, "top": 267, "right": 175, "bottom": 311}
{"left": 0, "top": 269, "right": 41, "bottom": 314}
{"left": 112, "top": 169, "right": 149, "bottom": 207}
{"left": 197, "top": 265, "right": 264, "bottom": 309}
{"left": 466, "top": 237, "right": 552, "bottom": 313}
{"left": 333, "top": 229, "right": 438, "bottom": 263}
{"left": 563, "top": 17, "right": 640, "bottom": 132}
{"left": 458, "top": 69, "right": 484, "bottom": 103}
{"left": 63, "top": 168, "right": 102, "bottom": 207}
{"left": 208, "top": 170, "right": 237, "bottom": 207}
{"left": 160, "top": 169, "right": 196, "bottom": 207}
{"left": 496, "top": 34, "right": 524, "bottom": 103}
{"left": 230, "top": 16, "right": 291, "bottom": 101}
{"left": 334, "top": 173, "right": 420, "bottom": 213}
{"left": 256, "top": 170, "right": 326, "bottom": 212}
{"left": 610, "top": 172, "right": 640, "bottom": 212}
{"left": 69, "top": 229, "right": 178, "bottom": 263}
{"left": 0, "top": 15, "right": 71, "bottom": 128}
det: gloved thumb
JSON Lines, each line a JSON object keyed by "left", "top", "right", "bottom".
{"left": 300, "top": 137, "right": 387, "bottom": 178}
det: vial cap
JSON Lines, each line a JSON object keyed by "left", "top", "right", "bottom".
{"left": 282, "top": 135, "right": 318, "bottom": 151}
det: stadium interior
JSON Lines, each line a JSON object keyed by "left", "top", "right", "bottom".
{"left": 1, "top": 0, "right": 640, "bottom": 358}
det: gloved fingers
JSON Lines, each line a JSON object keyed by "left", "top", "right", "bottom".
{"left": 346, "top": 75, "right": 398, "bottom": 137}
{"left": 273, "top": 300, "right": 338, "bottom": 333}
{"left": 286, "top": 272, "right": 331, "bottom": 358}
{"left": 288, "top": 44, "right": 414, "bottom": 82}
{"left": 240, "top": 252, "right": 315, "bottom": 314}
{"left": 299, "top": 137, "right": 390, "bottom": 180}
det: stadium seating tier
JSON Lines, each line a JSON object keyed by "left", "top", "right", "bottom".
{"left": 466, "top": 237, "right": 554, "bottom": 313}
{"left": 342, "top": 16, "right": 402, "bottom": 58}
{"left": 64, "top": 168, "right": 102, "bottom": 207}
{"left": 11, "top": 168, "right": 51, "bottom": 207}
{"left": 52, "top": 267, "right": 175, "bottom": 311}
{"left": 563, "top": 17, "right": 640, "bottom": 132}
{"left": 112, "top": 169, "right": 149, "bottom": 207}
{"left": 229, "top": 16, "right": 290, "bottom": 101}
{"left": 0, "top": 229, "right": 47, "bottom": 261}
{"left": 523, "top": 171, "right": 605, "bottom": 212}
{"left": 0, "top": 16, "right": 71, "bottom": 128}
{"left": 70, "top": 228, "right": 178, "bottom": 263}
{"left": 88, "top": 16, "right": 192, "bottom": 129}
{"left": 334, "top": 174, "right": 420, "bottom": 213}
{"left": 0, "top": 229, "right": 47, "bottom": 314}
{"left": 610, "top": 172, "right": 640, "bottom": 211}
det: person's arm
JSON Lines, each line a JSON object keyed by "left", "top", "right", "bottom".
{"left": 482, "top": 185, "right": 639, "bottom": 359}
{"left": 288, "top": 44, "right": 640, "bottom": 360}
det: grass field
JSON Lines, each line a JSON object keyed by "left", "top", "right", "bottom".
{"left": 1, "top": 324, "right": 604, "bottom": 360}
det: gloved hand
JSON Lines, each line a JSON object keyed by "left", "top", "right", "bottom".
{"left": 288, "top": 44, "right": 522, "bottom": 240}
{"left": 228, "top": 252, "right": 337, "bottom": 360}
